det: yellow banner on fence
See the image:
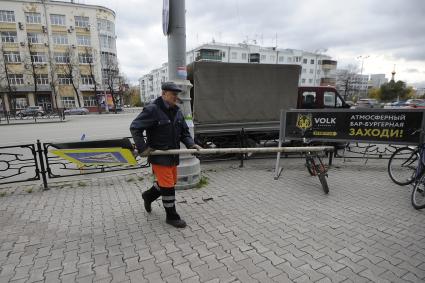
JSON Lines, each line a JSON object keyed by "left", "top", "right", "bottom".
{"left": 51, "top": 147, "right": 137, "bottom": 167}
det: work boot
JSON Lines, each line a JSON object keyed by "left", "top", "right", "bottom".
{"left": 160, "top": 187, "right": 187, "bottom": 228}
{"left": 142, "top": 183, "right": 161, "bottom": 213}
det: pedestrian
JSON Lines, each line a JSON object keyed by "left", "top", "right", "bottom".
{"left": 130, "top": 82, "right": 202, "bottom": 228}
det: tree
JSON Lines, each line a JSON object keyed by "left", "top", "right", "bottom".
{"left": 0, "top": 45, "right": 17, "bottom": 113}
{"left": 336, "top": 64, "right": 360, "bottom": 101}
{"left": 85, "top": 47, "right": 101, "bottom": 113}
{"left": 368, "top": 87, "right": 381, "bottom": 100}
{"left": 23, "top": 41, "right": 39, "bottom": 103}
{"left": 103, "top": 53, "right": 119, "bottom": 113}
{"left": 380, "top": 80, "right": 411, "bottom": 102}
{"left": 58, "top": 47, "right": 82, "bottom": 107}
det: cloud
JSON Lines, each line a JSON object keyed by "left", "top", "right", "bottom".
{"left": 84, "top": 0, "right": 425, "bottom": 85}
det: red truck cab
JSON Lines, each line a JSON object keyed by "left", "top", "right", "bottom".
{"left": 297, "top": 86, "right": 350, "bottom": 109}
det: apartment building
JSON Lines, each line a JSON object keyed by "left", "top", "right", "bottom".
{"left": 139, "top": 42, "right": 337, "bottom": 103}
{"left": 0, "top": 0, "right": 118, "bottom": 113}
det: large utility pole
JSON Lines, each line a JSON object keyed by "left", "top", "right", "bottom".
{"left": 164, "top": 0, "right": 201, "bottom": 189}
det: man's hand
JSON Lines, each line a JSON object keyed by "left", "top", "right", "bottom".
{"left": 191, "top": 144, "right": 203, "bottom": 151}
{"left": 140, "top": 147, "right": 155, "bottom": 157}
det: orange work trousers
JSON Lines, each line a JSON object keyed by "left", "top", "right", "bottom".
{"left": 152, "top": 164, "right": 177, "bottom": 188}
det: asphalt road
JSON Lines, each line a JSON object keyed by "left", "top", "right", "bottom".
{"left": 0, "top": 113, "right": 141, "bottom": 146}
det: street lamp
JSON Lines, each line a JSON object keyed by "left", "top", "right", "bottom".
{"left": 357, "top": 55, "right": 369, "bottom": 98}
{"left": 313, "top": 48, "right": 327, "bottom": 86}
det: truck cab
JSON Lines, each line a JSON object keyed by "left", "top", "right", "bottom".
{"left": 297, "top": 86, "right": 350, "bottom": 109}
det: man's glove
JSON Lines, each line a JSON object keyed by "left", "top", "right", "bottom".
{"left": 140, "top": 147, "right": 155, "bottom": 157}
{"left": 191, "top": 144, "right": 203, "bottom": 151}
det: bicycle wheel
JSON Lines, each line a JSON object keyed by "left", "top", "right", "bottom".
{"left": 305, "top": 157, "right": 315, "bottom": 176}
{"left": 412, "top": 174, "right": 425, "bottom": 209}
{"left": 388, "top": 147, "right": 418, "bottom": 186}
{"left": 318, "top": 173, "right": 329, "bottom": 194}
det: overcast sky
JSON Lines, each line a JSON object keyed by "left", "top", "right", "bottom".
{"left": 82, "top": 0, "right": 425, "bottom": 87}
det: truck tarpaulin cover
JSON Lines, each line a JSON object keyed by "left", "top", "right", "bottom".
{"left": 188, "top": 62, "right": 300, "bottom": 124}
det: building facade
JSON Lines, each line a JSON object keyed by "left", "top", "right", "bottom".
{"left": 139, "top": 42, "right": 337, "bottom": 103}
{"left": 0, "top": 0, "right": 118, "bottom": 113}
{"left": 369, "top": 74, "right": 388, "bottom": 89}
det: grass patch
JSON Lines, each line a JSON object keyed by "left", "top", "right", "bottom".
{"left": 0, "top": 191, "right": 7, "bottom": 197}
{"left": 195, "top": 176, "right": 209, "bottom": 189}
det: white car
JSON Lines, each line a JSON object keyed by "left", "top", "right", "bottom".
{"left": 64, "top": 107, "right": 89, "bottom": 115}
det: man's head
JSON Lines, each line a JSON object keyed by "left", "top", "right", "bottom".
{"left": 161, "top": 81, "right": 182, "bottom": 107}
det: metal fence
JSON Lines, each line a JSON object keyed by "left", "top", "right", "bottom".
{"left": 0, "top": 139, "right": 149, "bottom": 189}
{"left": 0, "top": 110, "right": 65, "bottom": 125}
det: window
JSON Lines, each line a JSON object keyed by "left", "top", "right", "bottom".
{"left": 80, "top": 74, "right": 94, "bottom": 85}
{"left": 287, "top": 57, "right": 292, "bottom": 63}
{"left": 84, "top": 95, "right": 97, "bottom": 107}
{"left": 295, "top": 56, "right": 301, "bottom": 62}
{"left": 58, "top": 75, "right": 72, "bottom": 85}
{"left": 317, "top": 70, "right": 321, "bottom": 74}
{"left": 3, "top": 51, "right": 21, "bottom": 63}
{"left": 0, "top": 10, "right": 15, "bottom": 22}
{"left": 1, "top": 31, "right": 17, "bottom": 43}
{"left": 270, "top": 55, "right": 275, "bottom": 62}
{"left": 97, "top": 19, "right": 114, "bottom": 33}
{"left": 52, "top": 33, "right": 68, "bottom": 45}
{"left": 260, "top": 55, "right": 266, "bottom": 61}
{"left": 61, "top": 97, "right": 76, "bottom": 108}
{"left": 310, "top": 69, "right": 314, "bottom": 74}
{"left": 231, "top": 52, "right": 237, "bottom": 59}
{"left": 15, "top": 97, "right": 28, "bottom": 109}
{"left": 303, "top": 58, "right": 307, "bottom": 64}
{"left": 36, "top": 74, "right": 49, "bottom": 85}
{"left": 50, "top": 14, "right": 65, "bottom": 26}
{"left": 8, "top": 74, "right": 24, "bottom": 85}
{"left": 301, "top": 91, "right": 317, "bottom": 108}
{"left": 308, "top": 79, "right": 313, "bottom": 84}
{"left": 301, "top": 78, "right": 306, "bottom": 84}
{"left": 101, "top": 52, "right": 116, "bottom": 66}
{"left": 241, "top": 53, "right": 247, "bottom": 60}
{"left": 27, "top": 32, "right": 43, "bottom": 44}
{"left": 54, "top": 52, "right": 70, "bottom": 64}
{"left": 324, "top": 92, "right": 337, "bottom": 107}
{"left": 310, "top": 59, "right": 315, "bottom": 64}
{"left": 79, "top": 53, "right": 93, "bottom": 64}
{"left": 77, "top": 35, "right": 91, "bottom": 46}
{"left": 302, "top": 68, "right": 306, "bottom": 73}
{"left": 25, "top": 12, "right": 41, "bottom": 24}
{"left": 30, "top": 52, "right": 47, "bottom": 63}
{"left": 74, "top": 16, "right": 89, "bottom": 28}
{"left": 278, "top": 56, "right": 284, "bottom": 62}
{"left": 99, "top": 35, "right": 114, "bottom": 49}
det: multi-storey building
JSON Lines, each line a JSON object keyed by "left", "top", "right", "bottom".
{"left": 369, "top": 74, "right": 388, "bottom": 89}
{"left": 139, "top": 42, "right": 337, "bottom": 103}
{"left": 0, "top": 0, "right": 118, "bottom": 113}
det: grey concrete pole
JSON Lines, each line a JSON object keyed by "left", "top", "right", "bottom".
{"left": 166, "top": 0, "right": 201, "bottom": 189}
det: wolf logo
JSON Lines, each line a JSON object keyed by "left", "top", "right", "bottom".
{"left": 296, "top": 114, "right": 312, "bottom": 130}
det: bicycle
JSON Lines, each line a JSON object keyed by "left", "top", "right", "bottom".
{"left": 387, "top": 129, "right": 425, "bottom": 209}
{"left": 303, "top": 138, "right": 330, "bottom": 194}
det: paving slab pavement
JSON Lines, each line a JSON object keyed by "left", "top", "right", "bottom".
{"left": 0, "top": 157, "right": 424, "bottom": 282}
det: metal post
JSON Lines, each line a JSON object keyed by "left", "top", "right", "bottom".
{"left": 166, "top": 0, "right": 201, "bottom": 189}
{"left": 36, "top": 139, "right": 48, "bottom": 190}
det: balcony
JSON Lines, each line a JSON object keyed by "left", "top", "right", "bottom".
{"left": 320, "top": 77, "right": 336, "bottom": 86}
{"left": 195, "top": 49, "right": 222, "bottom": 62}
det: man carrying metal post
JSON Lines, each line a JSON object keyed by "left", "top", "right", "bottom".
{"left": 130, "top": 81, "right": 202, "bottom": 228}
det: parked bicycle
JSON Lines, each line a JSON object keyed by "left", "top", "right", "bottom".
{"left": 303, "top": 138, "right": 330, "bottom": 194}
{"left": 387, "top": 129, "right": 425, "bottom": 209}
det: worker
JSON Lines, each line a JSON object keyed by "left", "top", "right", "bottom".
{"left": 130, "top": 81, "right": 202, "bottom": 228}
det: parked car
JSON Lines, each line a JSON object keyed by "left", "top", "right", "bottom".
{"left": 383, "top": 100, "right": 407, "bottom": 109}
{"left": 404, "top": 99, "right": 425, "bottom": 108}
{"left": 404, "top": 101, "right": 425, "bottom": 109}
{"left": 64, "top": 107, "right": 89, "bottom": 115}
{"left": 16, "top": 106, "right": 45, "bottom": 117}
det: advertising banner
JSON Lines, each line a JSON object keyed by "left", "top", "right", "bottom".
{"left": 285, "top": 109, "right": 424, "bottom": 145}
